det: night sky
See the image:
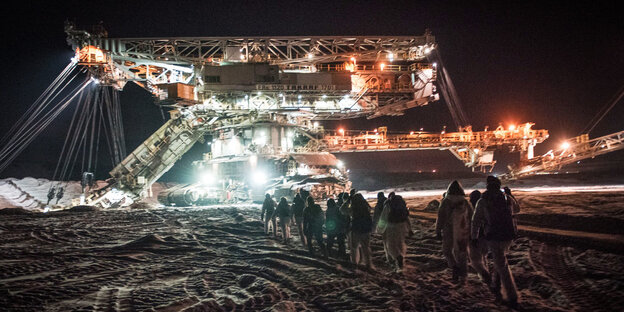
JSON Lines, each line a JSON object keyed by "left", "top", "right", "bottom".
{"left": 0, "top": 0, "right": 622, "bottom": 180}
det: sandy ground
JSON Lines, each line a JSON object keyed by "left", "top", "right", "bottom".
{"left": 1, "top": 184, "right": 624, "bottom": 311}
{"left": 1, "top": 176, "right": 624, "bottom": 311}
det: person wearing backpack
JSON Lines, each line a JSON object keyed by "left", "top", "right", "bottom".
{"left": 372, "top": 192, "right": 387, "bottom": 230}
{"left": 273, "top": 197, "right": 292, "bottom": 243}
{"left": 472, "top": 176, "right": 519, "bottom": 307}
{"left": 261, "top": 194, "right": 277, "bottom": 237}
{"left": 435, "top": 181, "right": 473, "bottom": 284}
{"left": 325, "top": 198, "right": 348, "bottom": 258}
{"left": 292, "top": 193, "right": 306, "bottom": 247}
{"left": 341, "top": 193, "right": 374, "bottom": 269}
{"left": 303, "top": 196, "right": 327, "bottom": 257}
{"left": 377, "top": 193, "right": 413, "bottom": 271}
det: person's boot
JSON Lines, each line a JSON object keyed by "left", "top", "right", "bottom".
{"left": 396, "top": 255, "right": 404, "bottom": 271}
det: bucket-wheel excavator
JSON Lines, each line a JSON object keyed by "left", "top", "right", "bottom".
{"left": 59, "top": 23, "right": 559, "bottom": 207}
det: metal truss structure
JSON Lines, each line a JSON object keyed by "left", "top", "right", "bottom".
{"left": 65, "top": 22, "right": 439, "bottom": 120}
{"left": 504, "top": 130, "right": 624, "bottom": 179}
{"left": 314, "top": 123, "right": 549, "bottom": 172}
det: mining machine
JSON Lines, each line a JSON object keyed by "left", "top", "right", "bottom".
{"left": 63, "top": 23, "right": 549, "bottom": 208}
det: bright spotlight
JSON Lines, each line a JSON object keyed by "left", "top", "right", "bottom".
{"left": 251, "top": 170, "right": 267, "bottom": 185}
{"left": 561, "top": 142, "right": 570, "bottom": 149}
{"left": 336, "top": 160, "right": 344, "bottom": 168}
{"left": 509, "top": 124, "right": 516, "bottom": 131}
{"left": 379, "top": 63, "right": 386, "bottom": 71}
{"left": 200, "top": 171, "right": 215, "bottom": 185}
{"left": 307, "top": 53, "right": 314, "bottom": 59}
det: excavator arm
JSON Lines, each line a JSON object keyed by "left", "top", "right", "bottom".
{"left": 85, "top": 112, "right": 206, "bottom": 207}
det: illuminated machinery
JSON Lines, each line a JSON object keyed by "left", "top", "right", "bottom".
{"left": 503, "top": 130, "right": 624, "bottom": 179}
{"left": 65, "top": 23, "right": 440, "bottom": 207}
{"left": 318, "top": 123, "right": 549, "bottom": 172}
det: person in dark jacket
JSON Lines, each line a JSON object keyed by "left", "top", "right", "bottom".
{"left": 261, "top": 194, "right": 277, "bottom": 237}
{"left": 467, "top": 189, "right": 490, "bottom": 285}
{"left": 372, "top": 192, "right": 387, "bottom": 231}
{"left": 303, "top": 196, "right": 327, "bottom": 257}
{"left": 291, "top": 193, "right": 306, "bottom": 247}
{"left": 469, "top": 190, "right": 482, "bottom": 209}
{"left": 472, "top": 176, "right": 519, "bottom": 306}
{"left": 325, "top": 198, "right": 348, "bottom": 258}
{"left": 435, "top": 181, "right": 473, "bottom": 284}
{"left": 341, "top": 193, "right": 374, "bottom": 269}
{"left": 273, "top": 197, "right": 292, "bottom": 243}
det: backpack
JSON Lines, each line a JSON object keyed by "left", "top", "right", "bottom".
{"left": 387, "top": 196, "right": 409, "bottom": 223}
{"left": 484, "top": 191, "right": 517, "bottom": 241}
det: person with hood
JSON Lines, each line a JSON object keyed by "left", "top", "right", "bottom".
{"left": 377, "top": 193, "right": 413, "bottom": 271}
{"left": 469, "top": 190, "right": 482, "bottom": 209}
{"left": 261, "top": 194, "right": 277, "bottom": 237}
{"left": 292, "top": 193, "right": 306, "bottom": 247}
{"left": 341, "top": 193, "right": 374, "bottom": 269}
{"left": 303, "top": 196, "right": 327, "bottom": 257}
{"left": 325, "top": 198, "right": 348, "bottom": 258}
{"left": 372, "top": 192, "right": 387, "bottom": 230}
{"left": 435, "top": 181, "right": 473, "bottom": 284}
{"left": 273, "top": 197, "right": 292, "bottom": 243}
{"left": 467, "top": 189, "right": 491, "bottom": 285}
{"left": 472, "top": 176, "right": 519, "bottom": 306}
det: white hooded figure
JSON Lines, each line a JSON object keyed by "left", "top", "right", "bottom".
{"left": 377, "top": 193, "right": 413, "bottom": 271}
{"left": 435, "top": 180, "right": 473, "bottom": 284}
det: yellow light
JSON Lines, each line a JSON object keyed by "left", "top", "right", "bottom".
{"left": 338, "top": 128, "right": 345, "bottom": 134}
{"left": 509, "top": 124, "right": 516, "bottom": 131}
{"left": 561, "top": 142, "right": 570, "bottom": 149}
{"left": 350, "top": 57, "right": 356, "bottom": 62}
{"left": 380, "top": 63, "right": 386, "bottom": 71}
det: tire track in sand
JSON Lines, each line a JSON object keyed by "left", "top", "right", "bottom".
{"left": 530, "top": 242, "right": 620, "bottom": 312}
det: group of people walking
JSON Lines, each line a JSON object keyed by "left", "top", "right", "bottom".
{"left": 261, "top": 189, "right": 412, "bottom": 272}
{"left": 435, "top": 175, "right": 520, "bottom": 306}
{"left": 260, "top": 175, "right": 520, "bottom": 307}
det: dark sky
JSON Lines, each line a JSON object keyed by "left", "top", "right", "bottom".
{"left": 0, "top": 0, "right": 623, "bottom": 179}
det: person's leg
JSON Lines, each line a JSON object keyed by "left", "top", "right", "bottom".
{"left": 337, "top": 233, "right": 346, "bottom": 257}
{"left": 442, "top": 235, "right": 457, "bottom": 269}
{"left": 285, "top": 219, "right": 291, "bottom": 240}
{"left": 361, "top": 233, "right": 374, "bottom": 269}
{"left": 271, "top": 217, "right": 277, "bottom": 237}
{"left": 382, "top": 232, "right": 391, "bottom": 263}
{"left": 316, "top": 230, "right": 327, "bottom": 257}
{"left": 326, "top": 233, "right": 336, "bottom": 256}
{"left": 298, "top": 219, "right": 307, "bottom": 247}
{"left": 469, "top": 239, "right": 491, "bottom": 284}
{"left": 489, "top": 240, "right": 519, "bottom": 303}
{"left": 307, "top": 233, "right": 314, "bottom": 254}
{"left": 279, "top": 221, "right": 286, "bottom": 241}
{"left": 264, "top": 218, "right": 270, "bottom": 234}
{"left": 455, "top": 239, "right": 469, "bottom": 283}
{"left": 350, "top": 232, "right": 359, "bottom": 264}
